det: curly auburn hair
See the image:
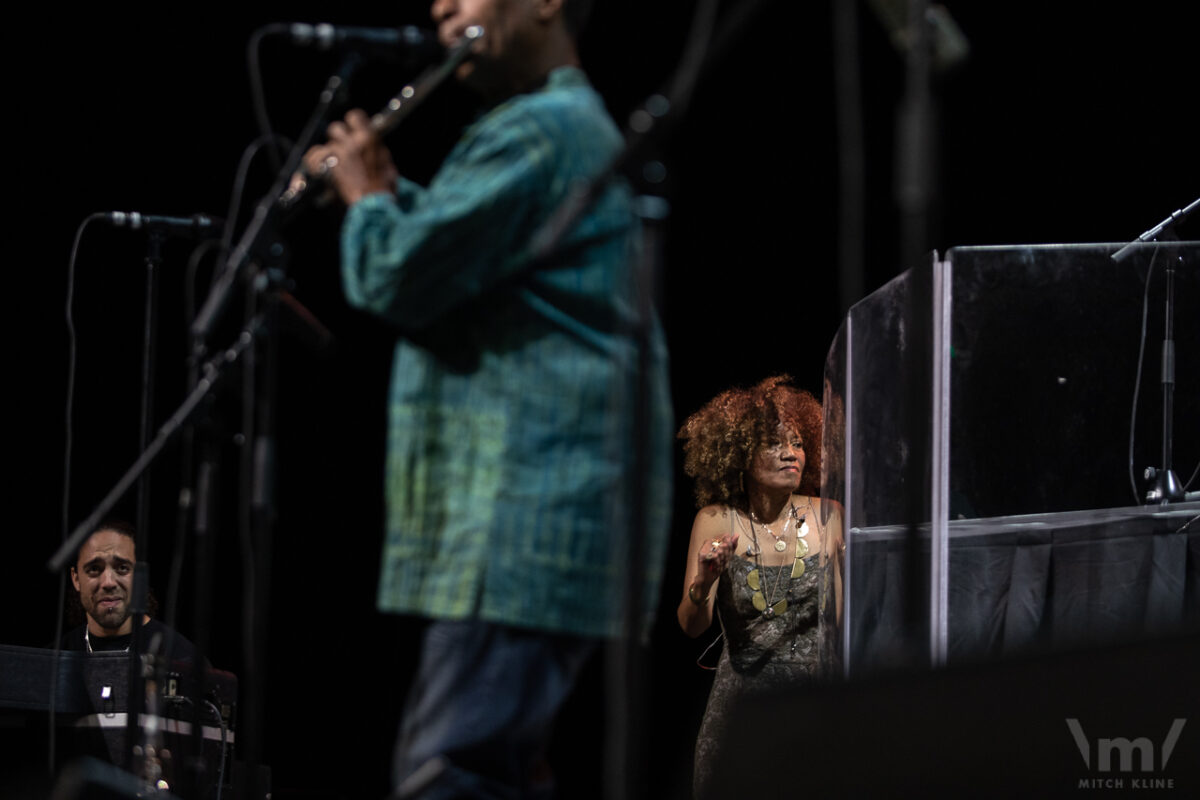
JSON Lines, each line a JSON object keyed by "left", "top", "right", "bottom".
{"left": 678, "top": 375, "right": 823, "bottom": 509}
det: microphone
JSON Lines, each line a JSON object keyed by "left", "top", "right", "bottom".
{"left": 285, "top": 23, "right": 443, "bottom": 62}
{"left": 1111, "top": 196, "right": 1200, "bottom": 262}
{"left": 106, "top": 212, "right": 225, "bottom": 238}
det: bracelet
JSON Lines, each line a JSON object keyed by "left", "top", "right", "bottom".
{"left": 688, "top": 582, "right": 710, "bottom": 606}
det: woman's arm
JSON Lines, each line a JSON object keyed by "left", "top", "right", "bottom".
{"left": 816, "top": 497, "right": 846, "bottom": 627}
{"left": 677, "top": 506, "right": 738, "bottom": 638}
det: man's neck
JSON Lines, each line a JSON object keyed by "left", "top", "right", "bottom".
{"left": 87, "top": 615, "right": 142, "bottom": 638}
{"left": 479, "top": 42, "right": 580, "bottom": 104}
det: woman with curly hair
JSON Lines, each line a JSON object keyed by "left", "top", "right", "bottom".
{"left": 676, "top": 375, "right": 839, "bottom": 799}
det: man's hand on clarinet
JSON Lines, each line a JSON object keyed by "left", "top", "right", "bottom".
{"left": 295, "top": 109, "right": 399, "bottom": 207}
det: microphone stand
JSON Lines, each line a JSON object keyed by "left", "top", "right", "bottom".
{"left": 181, "top": 380, "right": 220, "bottom": 800}
{"left": 137, "top": 232, "right": 165, "bottom": 542}
{"left": 1111, "top": 196, "right": 1199, "bottom": 504}
{"left": 1143, "top": 247, "right": 1186, "bottom": 504}
{"left": 224, "top": 244, "right": 290, "bottom": 800}
{"left": 124, "top": 228, "right": 166, "bottom": 779}
{"left": 184, "top": 56, "right": 358, "bottom": 800}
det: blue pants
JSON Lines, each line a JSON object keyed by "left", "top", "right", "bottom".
{"left": 392, "top": 620, "right": 596, "bottom": 799}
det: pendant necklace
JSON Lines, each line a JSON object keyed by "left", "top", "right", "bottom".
{"left": 751, "top": 504, "right": 795, "bottom": 552}
{"left": 792, "top": 497, "right": 826, "bottom": 578}
{"left": 792, "top": 509, "right": 810, "bottom": 577}
{"left": 745, "top": 503, "right": 800, "bottom": 619}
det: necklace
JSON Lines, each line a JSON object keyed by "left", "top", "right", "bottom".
{"left": 792, "top": 515, "right": 809, "bottom": 577}
{"left": 84, "top": 627, "right": 131, "bottom": 654}
{"left": 750, "top": 504, "right": 795, "bottom": 552}
{"left": 746, "top": 563, "right": 789, "bottom": 618}
{"left": 791, "top": 497, "right": 827, "bottom": 577}
{"left": 745, "top": 502, "right": 802, "bottom": 618}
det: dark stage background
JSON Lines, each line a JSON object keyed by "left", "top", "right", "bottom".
{"left": 8, "top": 2, "right": 1199, "bottom": 798}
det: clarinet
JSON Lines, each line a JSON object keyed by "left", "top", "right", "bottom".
{"left": 278, "top": 24, "right": 483, "bottom": 210}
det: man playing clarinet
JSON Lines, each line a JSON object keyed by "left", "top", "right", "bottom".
{"left": 300, "top": 0, "right": 673, "bottom": 796}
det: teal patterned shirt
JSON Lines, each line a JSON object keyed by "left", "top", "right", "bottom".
{"left": 340, "top": 67, "right": 672, "bottom": 638}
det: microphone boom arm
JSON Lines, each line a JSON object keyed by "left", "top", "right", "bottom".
{"left": 191, "top": 26, "right": 482, "bottom": 344}
{"left": 278, "top": 25, "right": 483, "bottom": 210}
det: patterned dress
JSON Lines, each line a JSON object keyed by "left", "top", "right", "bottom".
{"left": 693, "top": 551, "right": 822, "bottom": 799}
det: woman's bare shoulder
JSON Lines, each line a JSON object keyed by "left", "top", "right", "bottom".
{"left": 691, "top": 504, "right": 732, "bottom": 533}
